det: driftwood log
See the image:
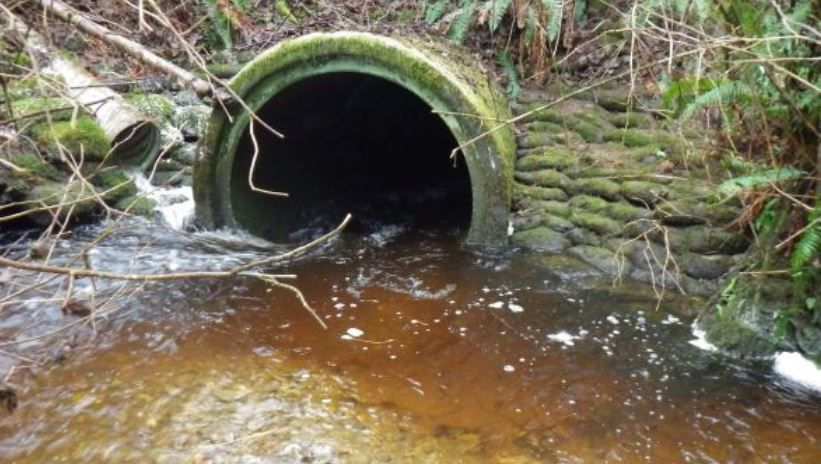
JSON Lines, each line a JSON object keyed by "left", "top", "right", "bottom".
{"left": 3, "top": 10, "right": 159, "bottom": 165}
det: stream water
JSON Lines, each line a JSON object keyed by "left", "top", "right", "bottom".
{"left": 1, "top": 212, "right": 820, "bottom": 463}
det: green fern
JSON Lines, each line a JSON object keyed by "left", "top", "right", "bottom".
{"left": 542, "top": 0, "right": 564, "bottom": 43}
{"left": 680, "top": 80, "right": 752, "bottom": 121}
{"left": 791, "top": 204, "right": 821, "bottom": 271}
{"left": 497, "top": 50, "right": 521, "bottom": 99}
{"left": 425, "top": 0, "right": 450, "bottom": 25}
{"left": 489, "top": 0, "right": 514, "bottom": 32}
{"left": 449, "top": 0, "right": 478, "bottom": 43}
{"left": 717, "top": 167, "right": 806, "bottom": 195}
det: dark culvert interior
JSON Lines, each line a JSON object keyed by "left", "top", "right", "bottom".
{"left": 231, "top": 72, "right": 472, "bottom": 242}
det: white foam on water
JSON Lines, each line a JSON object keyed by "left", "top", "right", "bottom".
{"left": 488, "top": 301, "right": 505, "bottom": 309}
{"left": 774, "top": 352, "right": 821, "bottom": 392}
{"left": 547, "top": 331, "right": 581, "bottom": 347}
{"left": 345, "top": 327, "right": 364, "bottom": 338}
{"left": 688, "top": 324, "right": 718, "bottom": 352}
{"left": 129, "top": 172, "right": 195, "bottom": 231}
{"left": 508, "top": 303, "right": 524, "bottom": 313}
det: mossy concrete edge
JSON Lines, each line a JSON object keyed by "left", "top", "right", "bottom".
{"left": 194, "top": 31, "right": 515, "bottom": 246}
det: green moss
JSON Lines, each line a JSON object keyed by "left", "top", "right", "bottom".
{"left": 537, "top": 200, "right": 571, "bottom": 218}
{"left": 34, "top": 116, "right": 111, "bottom": 161}
{"left": 605, "top": 129, "right": 682, "bottom": 155}
{"left": 115, "top": 195, "right": 157, "bottom": 216}
{"left": 607, "top": 112, "right": 651, "bottom": 129}
{"left": 25, "top": 181, "right": 100, "bottom": 224}
{"left": 620, "top": 180, "right": 668, "bottom": 205}
{"left": 706, "top": 313, "right": 775, "bottom": 357}
{"left": 571, "top": 177, "right": 621, "bottom": 201}
{"left": 568, "top": 194, "right": 608, "bottom": 212}
{"left": 540, "top": 214, "right": 574, "bottom": 232}
{"left": 514, "top": 169, "right": 571, "bottom": 189}
{"left": 5, "top": 153, "right": 62, "bottom": 180}
{"left": 605, "top": 201, "right": 650, "bottom": 222}
{"left": 514, "top": 183, "right": 568, "bottom": 202}
{"left": 125, "top": 94, "right": 175, "bottom": 122}
{"left": 516, "top": 148, "right": 576, "bottom": 171}
{"left": 92, "top": 170, "right": 137, "bottom": 204}
{"left": 570, "top": 211, "right": 623, "bottom": 236}
{"left": 10, "top": 97, "right": 75, "bottom": 120}
{"left": 511, "top": 226, "right": 571, "bottom": 251}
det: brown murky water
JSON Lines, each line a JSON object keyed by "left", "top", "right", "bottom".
{"left": 1, "top": 221, "right": 820, "bottom": 462}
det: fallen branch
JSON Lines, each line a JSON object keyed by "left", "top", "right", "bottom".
{"left": 34, "top": 0, "right": 216, "bottom": 98}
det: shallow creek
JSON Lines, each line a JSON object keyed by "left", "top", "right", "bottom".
{"left": 0, "top": 219, "right": 820, "bottom": 463}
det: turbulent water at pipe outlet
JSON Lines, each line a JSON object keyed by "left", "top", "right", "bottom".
{"left": 1, "top": 207, "right": 820, "bottom": 462}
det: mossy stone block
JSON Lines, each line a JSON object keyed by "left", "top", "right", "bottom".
{"left": 571, "top": 177, "right": 621, "bottom": 201}
{"left": 10, "top": 97, "right": 74, "bottom": 120}
{"left": 511, "top": 226, "right": 571, "bottom": 251}
{"left": 34, "top": 116, "right": 111, "bottom": 161}
{"left": 606, "top": 201, "right": 651, "bottom": 222}
{"left": 569, "top": 245, "right": 632, "bottom": 276}
{"left": 570, "top": 211, "right": 623, "bottom": 236}
{"left": 608, "top": 112, "right": 652, "bottom": 129}
{"left": 567, "top": 227, "right": 603, "bottom": 246}
{"left": 620, "top": 180, "right": 668, "bottom": 206}
{"left": 678, "top": 253, "right": 734, "bottom": 280}
{"left": 540, "top": 214, "right": 574, "bottom": 232}
{"left": 25, "top": 181, "right": 100, "bottom": 224}
{"left": 516, "top": 148, "right": 576, "bottom": 171}
{"left": 568, "top": 194, "right": 609, "bottom": 212}
{"left": 665, "top": 226, "right": 749, "bottom": 255}
{"left": 514, "top": 183, "right": 568, "bottom": 202}
{"left": 514, "top": 169, "right": 572, "bottom": 190}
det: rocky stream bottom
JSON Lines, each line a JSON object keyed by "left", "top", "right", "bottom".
{"left": 0, "top": 219, "right": 820, "bottom": 463}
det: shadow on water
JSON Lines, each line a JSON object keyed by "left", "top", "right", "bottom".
{"left": 0, "top": 213, "right": 820, "bottom": 462}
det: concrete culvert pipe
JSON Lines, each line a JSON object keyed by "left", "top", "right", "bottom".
{"left": 194, "top": 32, "right": 515, "bottom": 246}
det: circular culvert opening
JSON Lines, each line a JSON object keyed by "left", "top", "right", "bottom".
{"left": 231, "top": 72, "right": 472, "bottom": 242}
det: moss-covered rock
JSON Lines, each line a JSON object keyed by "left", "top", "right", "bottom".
{"left": 173, "top": 104, "right": 211, "bottom": 138}
{"left": 514, "top": 169, "right": 572, "bottom": 190}
{"left": 568, "top": 194, "right": 609, "bottom": 213}
{"left": 125, "top": 94, "right": 175, "bottom": 123}
{"left": 570, "top": 211, "right": 623, "bottom": 236}
{"left": 608, "top": 112, "right": 652, "bottom": 129}
{"left": 511, "top": 213, "right": 545, "bottom": 231}
{"left": 34, "top": 116, "right": 111, "bottom": 161}
{"left": 620, "top": 180, "right": 668, "bottom": 206}
{"left": 569, "top": 245, "right": 632, "bottom": 276}
{"left": 655, "top": 199, "right": 739, "bottom": 226}
{"left": 114, "top": 195, "right": 157, "bottom": 217}
{"left": 516, "top": 148, "right": 576, "bottom": 171}
{"left": 5, "top": 153, "right": 63, "bottom": 180}
{"left": 539, "top": 214, "right": 574, "bottom": 232}
{"left": 571, "top": 177, "right": 621, "bottom": 201}
{"left": 661, "top": 225, "right": 749, "bottom": 255}
{"left": 567, "top": 227, "right": 603, "bottom": 246}
{"left": 25, "top": 181, "right": 100, "bottom": 225}
{"left": 678, "top": 253, "right": 735, "bottom": 280}
{"left": 92, "top": 170, "right": 137, "bottom": 204}
{"left": 511, "top": 226, "right": 571, "bottom": 251}
{"left": 10, "top": 97, "right": 75, "bottom": 120}
{"left": 705, "top": 313, "right": 776, "bottom": 359}
{"left": 605, "top": 201, "right": 651, "bottom": 222}
{"left": 514, "top": 183, "right": 568, "bottom": 202}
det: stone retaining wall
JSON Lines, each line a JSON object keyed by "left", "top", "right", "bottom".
{"left": 509, "top": 85, "right": 748, "bottom": 297}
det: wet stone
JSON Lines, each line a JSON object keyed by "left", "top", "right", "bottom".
{"left": 567, "top": 227, "right": 603, "bottom": 247}
{"left": 568, "top": 245, "right": 632, "bottom": 277}
{"left": 661, "top": 225, "right": 750, "bottom": 255}
{"left": 510, "top": 213, "right": 544, "bottom": 231}
{"left": 678, "top": 253, "right": 735, "bottom": 280}
{"left": 540, "top": 214, "right": 575, "bottom": 233}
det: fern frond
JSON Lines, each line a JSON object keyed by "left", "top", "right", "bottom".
{"left": 681, "top": 80, "right": 752, "bottom": 120}
{"left": 497, "top": 50, "right": 521, "bottom": 99}
{"left": 489, "top": 0, "right": 513, "bottom": 32}
{"left": 791, "top": 206, "right": 821, "bottom": 271}
{"left": 449, "top": 0, "right": 478, "bottom": 43}
{"left": 542, "top": 0, "right": 564, "bottom": 43}
{"left": 425, "top": 0, "right": 451, "bottom": 25}
{"left": 717, "top": 167, "right": 806, "bottom": 195}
